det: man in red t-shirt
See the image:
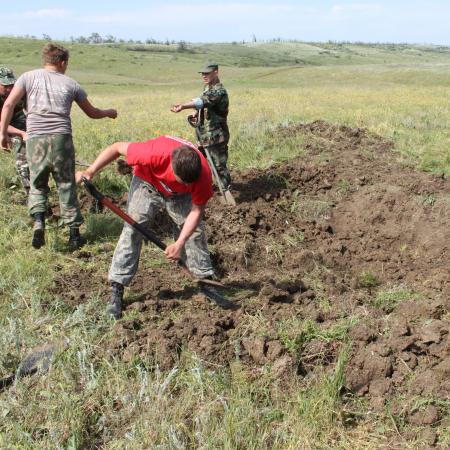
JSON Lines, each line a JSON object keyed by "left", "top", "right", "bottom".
{"left": 76, "top": 135, "right": 215, "bottom": 318}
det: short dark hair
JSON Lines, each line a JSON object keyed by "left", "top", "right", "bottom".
{"left": 42, "top": 42, "right": 69, "bottom": 65}
{"left": 172, "top": 146, "right": 201, "bottom": 183}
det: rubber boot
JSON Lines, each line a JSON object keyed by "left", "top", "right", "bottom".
{"left": 106, "top": 282, "right": 124, "bottom": 319}
{"left": 68, "top": 227, "right": 85, "bottom": 251}
{"left": 32, "top": 212, "right": 45, "bottom": 249}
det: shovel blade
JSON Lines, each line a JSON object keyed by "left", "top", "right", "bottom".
{"left": 199, "top": 285, "right": 238, "bottom": 310}
{"left": 223, "top": 190, "right": 237, "bottom": 206}
{"left": 18, "top": 343, "right": 59, "bottom": 377}
{"left": 0, "top": 342, "right": 65, "bottom": 392}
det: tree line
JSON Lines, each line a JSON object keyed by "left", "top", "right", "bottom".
{"left": 24, "top": 33, "right": 186, "bottom": 46}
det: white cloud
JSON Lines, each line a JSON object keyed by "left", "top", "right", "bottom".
{"left": 80, "top": 12, "right": 137, "bottom": 25}
{"left": 331, "top": 3, "right": 383, "bottom": 15}
{"left": 23, "top": 9, "right": 71, "bottom": 19}
{"left": 79, "top": 2, "right": 318, "bottom": 26}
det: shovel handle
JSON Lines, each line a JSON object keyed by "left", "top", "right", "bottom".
{"left": 81, "top": 177, "right": 166, "bottom": 250}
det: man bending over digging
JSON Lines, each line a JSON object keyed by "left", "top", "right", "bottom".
{"left": 75, "top": 135, "right": 215, "bottom": 319}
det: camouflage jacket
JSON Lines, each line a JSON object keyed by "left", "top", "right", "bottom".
{"left": 197, "top": 81, "right": 229, "bottom": 147}
{"left": 0, "top": 95, "right": 26, "bottom": 131}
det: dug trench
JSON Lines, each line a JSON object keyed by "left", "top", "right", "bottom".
{"left": 53, "top": 121, "right": 449, "bottom": 437}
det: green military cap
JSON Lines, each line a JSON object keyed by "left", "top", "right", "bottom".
{"left": 198, "top": 62, "right": 219, "bottom": 73}
{"left": 0, "top": 67, "right": 16, "bottom": 85}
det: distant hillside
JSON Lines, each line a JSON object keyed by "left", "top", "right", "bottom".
{"left": 2, "top": 37, "right": 450, "bottom": 71}
{"left": 2, "top": 36, "right": 450, "bottom": 92}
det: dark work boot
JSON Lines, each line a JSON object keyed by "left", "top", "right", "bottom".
{"left": 32, "top": 212, "right": 45, "bottom": 249}
{"left": 106, "top": 282, "right": 124, "bottom": 319}
{"left": 68, "top": 227, "right": 85, "bottom": 251}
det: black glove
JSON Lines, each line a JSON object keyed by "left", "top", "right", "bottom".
{"left": 187, "top": 114, "right": 199, "bottom": 128}
{"left": 116, "top": 159, "right": 133, "bottom": 175}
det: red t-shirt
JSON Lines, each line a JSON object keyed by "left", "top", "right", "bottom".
{"left": 126, "top": 135, "right": 213, "bottom": 206}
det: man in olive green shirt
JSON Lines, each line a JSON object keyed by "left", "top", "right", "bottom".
{"left": 0, "top": 67, "right": 29, "bottom": 193}
{"left": 171, "top": 63, "right": 231, "bottom": 190}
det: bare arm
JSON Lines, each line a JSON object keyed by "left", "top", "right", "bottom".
{"left": 170, "top": 100, "right": 197, "bottom": 113}
{"left": 77, "top": 98, "right": 117, "bottom": 119}
{"left": 75, "top": 141, "right": 130, "bottom": 183}
{"left": 0, "top": 85, "right": 25, "bottom": 150}
{"left": 165, "top": 204, "right": 205, "bottom": 261}
{"left": 7, "top": 124, "right": 27, "bottom": 139}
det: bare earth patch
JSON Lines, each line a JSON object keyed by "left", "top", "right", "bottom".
{"left": 53, "top": 121, "right": 449, "bottom": 444}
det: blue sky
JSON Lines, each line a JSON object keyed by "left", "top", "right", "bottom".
{"left": 1, "top": 1, "right": 450, "bottom": 44}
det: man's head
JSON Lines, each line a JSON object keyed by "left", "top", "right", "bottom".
{"left": 172, "top": 145, "right": 202, "bottom": 184}
{"left": 198, "top": 62, "right": 219, "bottom": 85}
{"left": 42, "top": 42, "right": 69, "bottom": 71}
{"left": 0, "top": 67, "right": 16, "bottom": 98}
{"left": 0, "top": 67, "right": 16, "bottom": 86}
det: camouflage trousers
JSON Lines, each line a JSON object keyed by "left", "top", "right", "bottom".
{"left": 26, "top": 134, "right": 83, "bottom": 227}
{"left": 108, "top": 176, "right": 214, "bottom": 286}
{"left": 202, "top": 143, "right": 231, "bottom": 190}
{"left": 11, "top": 137, "right": 30, "bottom": 190}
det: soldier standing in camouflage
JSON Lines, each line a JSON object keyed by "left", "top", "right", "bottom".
{"left": 171, "top": 62, "right": 231, "bottom": 191}
{"left": 0, "top": 42, "right": 117, "bottom": 250}
{"left": 0, "top": 67, "right": 30, "bottom": 194}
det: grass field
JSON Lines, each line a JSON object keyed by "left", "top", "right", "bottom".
{"left": 0, "top": 37, "right": 449, "bottom": 449}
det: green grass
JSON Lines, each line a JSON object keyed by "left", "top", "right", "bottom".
{"left": 31, "top": 40, "right": 448, "bottom": 176}
{"left": 0, "top": 37, "right": 449, "bottom": 448}
{"left": 357, "top": 271, "right": 380, "bottom": 289}
{"left": 2, "top": 38, "right": 450, "bottom": 177}
{"left": 278, "top": 317, "right": 356, "bottom": 356}
{"left": 372, "top": 288, "right": 419, "bottom": 312}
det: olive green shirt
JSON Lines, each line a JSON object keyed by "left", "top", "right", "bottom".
{"left": 0, "top": 95, "right": 26, "bottom": 131}
{"left": 198, "top": 81, "right": 229, "bottom": 147}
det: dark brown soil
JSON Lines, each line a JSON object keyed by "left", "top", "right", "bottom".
{"left": 54, "top": 120, "right": 449, "bottom": 440}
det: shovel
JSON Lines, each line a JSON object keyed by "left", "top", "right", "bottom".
{"left": 81, "top": 177, "right": 237, "bottom": 310}
{"left": 203, "top": 146, "right": 236, "bottom": 207}
{"left": 0, "top": 342, "right": 65, "bottom": 391}
{"left": 187, "top": 114, "right": 236, "bottom": 207}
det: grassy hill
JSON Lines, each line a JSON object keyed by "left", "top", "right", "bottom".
{"left": 2, "top": 36, "right": 449, "bottom": 174}
{"left": 2, "top": 37, "right": 450, "bottom": 85}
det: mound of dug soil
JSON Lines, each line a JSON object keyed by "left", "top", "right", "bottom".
{"left": 57, "top": 121, "right": 449, "bottom": 435}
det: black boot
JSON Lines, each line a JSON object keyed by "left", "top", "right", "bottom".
{"left": 68, "top": 227, "right": 85, "bottom": 251}
{"left": 32, "top": 212, "right": 45, "bottom": 249}
{"left": 106, "top": 282, "right": 124, "bottom": 319}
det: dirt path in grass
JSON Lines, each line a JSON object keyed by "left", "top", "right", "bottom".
{"left": 55, "top": 120, "right": 449, "bottom": 443}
